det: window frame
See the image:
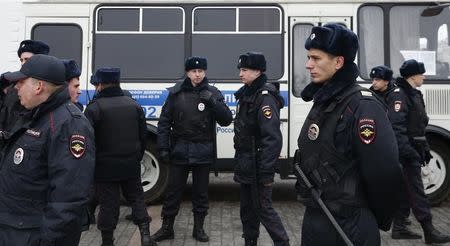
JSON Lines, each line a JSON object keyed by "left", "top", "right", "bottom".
{"left": 357, "top": 3, "right": 450, "bottom": 83}
{"left": 192, "top": 6, "right": 282, "bottom": 34}
{"left": 31, "top": 23, "right": 83, "bottom": 67}
{"left": 95, "top": 6, "right": 185, "bottom": 34}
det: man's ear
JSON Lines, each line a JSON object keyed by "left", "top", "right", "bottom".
{"left": 335, "top": 56, "right": 345, "bottom": 70}
{"left": 35, "top": 80, "right": 45, "bottom": 95}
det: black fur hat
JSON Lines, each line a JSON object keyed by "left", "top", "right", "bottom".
{"left": 17, "top": 40, "right": 50, "bottom": 57}
{"left": 304, "top": 23, "right": 358, "bottom": 63}
{"left": 400, "top": 59, "right": 426, "bottom": 78}
{"left": 95, "top": 67, "right": 120, "bottom": 84}
{"left": 90, "top": 74, "right": 98, "bottom": 86}
{"left": 370, "top": 65, "right": 393, "bottom": 81}
{"left": 5, "top": 54, "right": 65, "bottom": 85}
{"left": 237, "top": 52, "right": 266, "bottom": 72}
{"left": 62, "top": 59, "right": 81, "bottom": 81}
{"left": 185, "top": 56, "right": 207, "bottom": 71}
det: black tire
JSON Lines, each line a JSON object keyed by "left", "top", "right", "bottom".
{"left": 140, "top": 140, "right": 170, "bottom": 204}
{"left": 423, "top": 135, "right": 450, "bottom": 206}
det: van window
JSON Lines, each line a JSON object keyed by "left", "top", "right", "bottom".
{"left": 32, "top": 24, "right": 82, "bottom": 66}
{"left": 390, "top": 5, "right": 450, "bottom": 79}
{"left": 94, "top": 7, "right": 185, "bottom": 80}
{"left": 192, "top": 6, "right": 283, "bottom": 80}
{"left": 358, "top": 6, "right": 384, "bottom": 79}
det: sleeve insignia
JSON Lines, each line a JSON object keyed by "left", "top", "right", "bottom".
{"left": 359, "top": 119, "right": 376, "bottom": 144}
{"left": 394, "top": 101, "right": 402, "bottom": 112}
{"left": 262, "top": 105, "right": 272, "bottom": 119}
{"left": 70, "top": 134, "right": 86, "bottom": 159}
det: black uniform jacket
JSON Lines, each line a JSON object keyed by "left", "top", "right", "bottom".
{"left": 1, "top": 85, "right": 26, "bottom": 132}
{"left": 386, "top": 77, "right": 427, "bottom": 166}
{"left": 85, "top": 86, "right": 146, "bottom": 181}
{"left": 300, "top": 63, "right": 403, "bottom": 230}
{"left": 157, "top": 77, "right": 232, "bottom": 165}
{"left": 369, "top": 80, "right": 396, "bottom": 105}
{"left": 0, "top": 87, "right": 95, "bottom": 242}
{"left": 233, "top": 74, "right": 285, "bottom": 184}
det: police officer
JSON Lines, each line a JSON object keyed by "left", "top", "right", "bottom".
{"left": 153, "top": 57, "right": 232, "bottom": 242}
{"left": 0, "top": 73, "right": 12, "bottom": 132}
{"left": 62, "top": 59, "right": 83, "bottom": 111}
{"left": 387, "top": 59, "right": 450, "bottom": 244}
{"left": 0, "top": 54, "right": 95, "bottom": 246}
{"left": 84, "top": 67, "right": 155, "bottom": 246}
{"left": 296, "top": 24, "right": 403, "bottom": 245}
{"left": 233, "top": 52, "right": 290, "bottom": 246}
{"left": 1, "top": 40, "right": 50, "bottom": 132}
{"left": 369, "top": 65, "right": 395, "bottom": 104}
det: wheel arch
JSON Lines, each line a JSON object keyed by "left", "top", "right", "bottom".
{"left": 426, "top": 124, "right": 450, "bottom": 143}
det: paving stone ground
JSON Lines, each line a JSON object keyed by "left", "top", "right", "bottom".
{"left": 80, "top": 174, "right": 450, "bottom": 246}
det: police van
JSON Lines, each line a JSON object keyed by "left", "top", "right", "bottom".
{"left": 1, "top": 0, "right": 449, "bottom": 205}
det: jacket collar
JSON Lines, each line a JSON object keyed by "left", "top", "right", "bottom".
{"left": 301, "top": 62, "right": 359, "bottom": 103}
{"left": 95, "top": 86, "right": 124, "bottom": 99}
{"left": 234, "top": 73, "right": 267, "bottom": 99}
{"left": 396, "top": 77, "right": 418, "bottom": 95}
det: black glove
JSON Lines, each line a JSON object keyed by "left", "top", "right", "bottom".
{"left": 199, "top": 90, "right": 216, "bottom": 108}
{"left": 159, "top": 150, "right": 170, "bottom": 163}
{"left": 0, "top": 72, "right": 12, "bottom": 90}
{"left": 425, "top": 150, "right": 432, "bottom": 164}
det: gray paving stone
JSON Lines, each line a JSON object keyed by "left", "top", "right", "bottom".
{"left": 80, "top": 175, "right": 449, "bottom": 246}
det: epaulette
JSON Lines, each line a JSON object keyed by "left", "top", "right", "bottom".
{"left": 261, "top": 90, "right": 269, "bottom": 95}
{"left": 394, "top": 88, "right": 400, "bottom": 92}
{"left": 65, "top": 102, "right": 83, "bottom": 117}
{"left": 360, "top": 90, "right": 373, "bottom": 97}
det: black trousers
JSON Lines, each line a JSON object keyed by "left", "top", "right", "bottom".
{"left": 395, "top": 164, "right": 432, "bottom": 223}
{"left": 301, "top": 206, "right": 380, "bottom": 246}
{"left": 240, "top": 183, "right": 289, "bottom": 246}
{"left": 0, "top": 224, "right": 81, "bottom": 246}
{"left": 96, "top": 177, "right": 150, "bottom": 231}
{"left": 161, "top": 164, "right": 210, "bottom": 218}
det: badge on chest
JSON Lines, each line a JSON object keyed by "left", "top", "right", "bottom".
{"left": 308, "top": 123, "right": 320, "bottom": 140}
{"left": 13, "top": 148, "right": 24, "bottom": 165}
{"left": 198, "top": 102, "right": 205, "bottom": 112}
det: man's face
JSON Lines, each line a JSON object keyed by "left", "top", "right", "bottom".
{"left": 15, "top": 77, "right": 40, "bottom": 109}
{"left": 371, "top": 78, "right": 389, "bottom": 92}
{"left": 411, "top": 74, "right": 425, "bottom": 88}
{"left": 305, "top": 48, "right": 342, "bottom": 84}
{"left": 186, "top": 69, "right": 206, "bottom": 85}
{"left": 20, "top": 52, "right": 34, "bottom": 65}
{"left": 239, "top": 68, "right": 261, "bottom": 85}
{"left": 68, "top": 77, "right": 81, "bottom": 103}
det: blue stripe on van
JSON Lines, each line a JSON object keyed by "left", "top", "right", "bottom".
{"left": 80, "top": 90, "right": 288, "bottom": 107}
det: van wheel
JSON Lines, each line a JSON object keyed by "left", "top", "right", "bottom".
{"left": 422, "top": 136, "right": 450, "bottom": 206}
{"left": 140, "top": 142, "right": 169, "bottom": 204}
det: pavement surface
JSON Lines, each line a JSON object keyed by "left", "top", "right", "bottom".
{"left": 79, "top": 173, "right": 450, "bottom": 246}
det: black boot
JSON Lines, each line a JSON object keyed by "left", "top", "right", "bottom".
{"left": 138, "top": 222, "right": 157, "bottom": 246}
{"left": 421, "top": 220, "right": 450, "bottom": 244}
{"left": 391, "top": 217, "right": 421, "bottom": 239}
{"left": 88, "top": 205, "right": 96, "bottom": 225}
{"left": 101, "top": 230, "right": 114, "bottom": 246}
{"left": 151, "top": 217, "right": 175, "bottom": 242}
{"left": 192, "top": 215, "right": 209, "bottom": 242}
{"left": 245, "top": 238, "right": 257, "bottom": 246}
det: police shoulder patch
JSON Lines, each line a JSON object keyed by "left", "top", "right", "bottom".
{"left": 358, "top": 118, "right": 376, "bottom": 144}
{"left": 70, "top": 134, "right": 86, "bottom": 159}
{"left": 261, "top": 105, "right": 272, "bottom": 119}
{"left": 394, "top": 100, "right": 402, "bottom": 112}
